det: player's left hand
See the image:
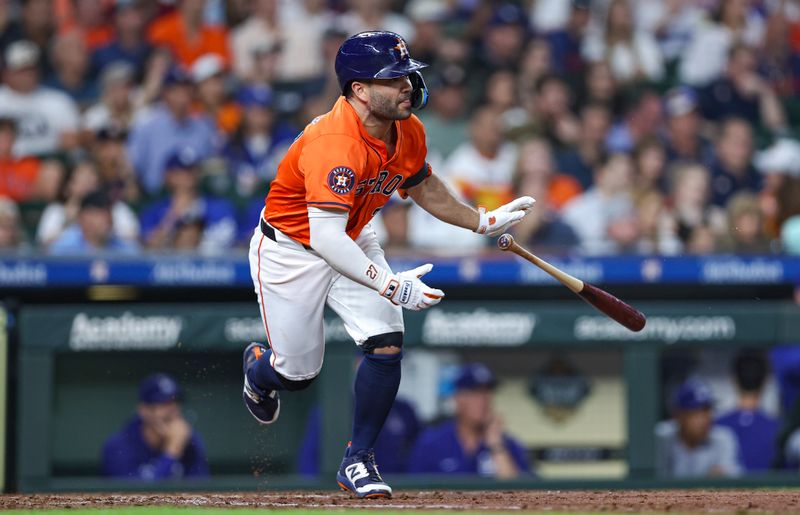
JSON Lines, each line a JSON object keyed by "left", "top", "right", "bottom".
{"left": 475, "top": 196, "right": 536, "bottom": 237}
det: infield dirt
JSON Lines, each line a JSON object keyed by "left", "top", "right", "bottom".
{"left": 2, "top": 490, "right": 800, "bottom": 512}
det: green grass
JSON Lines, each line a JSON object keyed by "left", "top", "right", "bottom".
{"left": 1, "top": 511, "right": 594, "bottom": 515}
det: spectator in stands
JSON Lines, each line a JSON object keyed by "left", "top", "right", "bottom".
{"left": 0, "top": 196, "right": 26, "bottom": 251}
{"left": 512, "top": 74, "right": 580, "bottom": 149}
{"left": 339, "top": 0, "right": 414, "bottom": 43}
{"left": 483, "top": 69, "right": 519, "bottom": 114}
{"left": 147, "top": 0, "right": 230, "bottom": 68}
{"left": 562, "top": 152, "right": 639, "bottom": 255}
{"left": 635, "top": 0, "right": 704, "bottom": 66}
{"left": 48, "top": 188, "right": 139, "bottom": 255}
{"left": 297, "top": 397, "right": 420, "bottom": 477}
{"left": 699, "top": 44, "right": 787, "bottom": 135}
{"left": 634, "top": 189, "right": 681, "bottom": 254}
{"left": 516, "top": 38, "right": 553, "bottom": 109}
{"left": 605, "top": 87, "right": 663, "bottom": 154}
{"left": 0, "top": 40, "right": 80, "bottom": 157}
{"left": 139, "top": 147, "right": 236, "bottom": 255}
{"left": 90, "top": 125, "right": 140, "bottom": 205}
{"left": 229, "top": 0, "right": 279, "bottom": 82}
{"left": 655, "top": 378, "right": 743, "bottom": 478}
{"left": 680, "top": 0, "right": 766, "bottom": 87}
{"left": 191, "top": 53, "right": 238, "bottom": 136}
{"left": 0, "top": 116, "right": 42, "bottom": 202}
{"left": 716, "top": 350, "right": 779, "bottom": 473}
{"left": 223, "top": 84, "right": 295, "bottom": 198}
{"left": 754, "top": 139, "right": 800, "bottom": 239}
{"left": 633, "top": 137, "right": 667, "bottom": 195}
{"left": 274, "top": 0, "right": 334, "bottom": 82}
{"left": 707, "top": 117, "right": 760, "bottom": 208}
{"left": 406, "top": 363, "right": 531, "bottom": 478}
{"left": 417, "top": 64, "right": 469, "bottom": 164}
{"left": 44, "top": 29, "right": 98, "bottom": 109}
{"left": 579, "top": 61, "right": 620, "bottom": 114}
{"left": 102, "top": 373, "right": 209, "bottom": 480}
{"left": 581, "top": 0, "right": 664, "bottom": 84}
{"left": 719, "top": 192, "right": 772, "bottom": 253}
{"left": 662, "top": 163, "right": 724, "bottom": 254}
{"left": 470, "top": 3, "right": 527, "bottom": 100}
{"left": 444, "top": 105, "right": 517, "bottom": 212}
{"left": 405, "top": 0, "right": 449, "bottom": 65}
{"left": 37, "top": 160, "right": 139, "bottom": 249}
{"left": 83, "top": 61, "right": 136, "bottom": 134}
{"left": 555, "top": 102, "right": 611, "bottom": 190}
{"left": 91, "top": 0, "right": 152, "bottom": 80}
{"left": 3, "top": 0, "right": 56, "bottom": 73}
{"left": 512, "top": 138, "right": 580, "bottom": 252}
{"left": 126, "top": 65, "right": 217, "bottom": 195}
{"left": 662, "top": 86, "right": 711, "bottom": 166}
{"left": 55, "top": 0, "right": 114, "bottom": 52}
{"left": 541, "top": 0, "right": 590, "bottom": 81}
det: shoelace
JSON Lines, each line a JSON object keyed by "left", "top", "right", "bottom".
{"left": 362, "top": 450, "right": 385, "bottom": 483}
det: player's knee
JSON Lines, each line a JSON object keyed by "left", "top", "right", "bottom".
{"left": 275, "top": 371, "right": 318, "bottom": 391}
{"left": 361, "top": 331, "right": 403, "bottom": 355}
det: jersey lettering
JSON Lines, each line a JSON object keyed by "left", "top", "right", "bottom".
{"left": 369, "top": 171, "right": 389, "bottom": 194}
{"left": 382, "top": 174, "right": 403, "bottom": 196}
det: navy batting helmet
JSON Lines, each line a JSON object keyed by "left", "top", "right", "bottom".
{"left": 335, "top": 31, "right": 429, "bottom": 109}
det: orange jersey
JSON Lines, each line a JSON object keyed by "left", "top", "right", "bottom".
{"left": 265, "top": 97, "right": 430, "bottom": 246}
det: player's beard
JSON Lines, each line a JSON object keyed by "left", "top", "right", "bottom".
{"left": 370, "top": 90, "right": 413, "bottom": 121}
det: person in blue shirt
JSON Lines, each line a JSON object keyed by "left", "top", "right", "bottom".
{"left": 296, "top": 397, "right": 420, "bottom": 477}
{"left": 406, "top": 363, "right": 531, "bottom": 478}
{"left": 48, "top": 189, "right": 140, "bottom": 256}
{"left": 126, "top": 66, "right": 217, "bottom": 195}
{"left": 222, "top": 84, "right": 296, "bottom": 198}
{"left": 102, "top": 373, "right": 209, "bottom": 480}
{"left": 716, "top": 350, "right": 779, "bottom": 472}
{"left": 139, "top": 147, "right": 237, "bottom": 254}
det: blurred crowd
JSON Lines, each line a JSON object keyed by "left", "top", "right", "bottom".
{"left": 1, "top": 0, "right": 800, "bottom": 256}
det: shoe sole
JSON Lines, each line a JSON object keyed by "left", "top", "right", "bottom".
{"left": 337, "top": 481, "right": 391, "bottom": 499}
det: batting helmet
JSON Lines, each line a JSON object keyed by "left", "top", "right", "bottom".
{"left": 335, "top": 31, "right": 429, "bottom": 109}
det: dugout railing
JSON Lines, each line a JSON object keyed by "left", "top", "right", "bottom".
{"left": 9, "top": 299, "right": 800, "bottom": 492}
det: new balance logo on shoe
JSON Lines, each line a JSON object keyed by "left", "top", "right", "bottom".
{"left": 345, "top": 463, "right": 370, "bottom": 484}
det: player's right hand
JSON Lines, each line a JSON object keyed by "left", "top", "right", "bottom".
{"left": 380, "top": 263, "right": 444, "bottom": 311}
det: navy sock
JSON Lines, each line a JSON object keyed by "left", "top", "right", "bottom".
{"left": 247, "top": 349, "right": 287, "bottom": 392}
{"left": 350, "top": 352, "right": 402, "bottom": 454}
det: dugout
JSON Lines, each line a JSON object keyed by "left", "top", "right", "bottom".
{"left": 8, "top": 295, "right": 800, "bottom": 492}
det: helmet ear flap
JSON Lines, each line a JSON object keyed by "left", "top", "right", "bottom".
{"left": 410, "top": 71, "right": 429, "bottom": 110}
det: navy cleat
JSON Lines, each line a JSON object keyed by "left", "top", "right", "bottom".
{"left": 336, "top": 444, "right": 392, "bottom": 499}
{"left": 242, "top": 342, "right": 280, "bottom": 425}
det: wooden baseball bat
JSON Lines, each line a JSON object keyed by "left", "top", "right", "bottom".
{"left": 497, "top": 234, "right": 646, "bottom": 332}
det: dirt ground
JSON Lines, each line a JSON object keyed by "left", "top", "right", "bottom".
{"left": 2, "top": 490, "right": 800, "bottom": 512}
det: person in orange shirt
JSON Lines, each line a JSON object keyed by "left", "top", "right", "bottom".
{"left": 0, "top": 117, "right": 41, "bottom": 202}
{"left": 147, "top": 0, "right": 229, "bottom": 68}
{"left": 241, "top": 31, "right": 535, "bottom": 499}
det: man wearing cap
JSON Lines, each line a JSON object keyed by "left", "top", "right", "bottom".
{"left": 191, "top": 53, "right": 240, "bottom": 135}
{"left": 223, "top": 84, "right": 296, "bottom": 196}
{"left": 139, "top": 147, "right": 236, "bottom": 254}
{"left": 83, "top": 62, "right": 136, "bottom": 134}
{"left": 91, "top": 0, "right": 152, "bottom": 80}
{"left": 655, "top": 378, "right": 742, "bottom": 478}
{"left": 406, "top": 363, "right": 531, "bottom": 478}
{"left": 102, "top": 373, "right": 209, "bottom": 480}
{"left": 126, "top": 65, "right": 217, "bottom": 194}
{"left": 662, "top": 86, "right": 711, "bottom": 165}
{"left": 0, "top": 40, "right": 80, "bottom": 157}
{"left": 48, "top": 188, "right": 140, "bottom": 256}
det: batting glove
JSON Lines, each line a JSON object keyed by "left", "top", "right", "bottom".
{"left": 380, "top": 264, "right": 444, "bottom": 311}
{"left": 475, "top": 196, "right": 536, "bottom": 237}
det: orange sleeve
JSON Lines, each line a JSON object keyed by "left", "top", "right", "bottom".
{"left": 300, "top": 135, "right": 367, "bottom": 212}
{"left": 397, "top": 115, "right": 430, "bottom": 198}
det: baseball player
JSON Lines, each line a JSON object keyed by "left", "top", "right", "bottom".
{"left": 242, "top": 31, "right": 535, "bottom": 498}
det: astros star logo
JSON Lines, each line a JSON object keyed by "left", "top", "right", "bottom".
{"left": 327, "top": 166, "right": 356, "bottom": 195}
{"left": 394, "top": 38, "right": 410, "bottom": 60}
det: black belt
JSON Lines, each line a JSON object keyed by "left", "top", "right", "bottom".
{"left": 260, "top": 219, "right": 312, "bottom": 250}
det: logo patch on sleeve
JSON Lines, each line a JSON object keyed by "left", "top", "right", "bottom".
{"left": 327, "top": 167, "right": 356, "bottom": 195}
